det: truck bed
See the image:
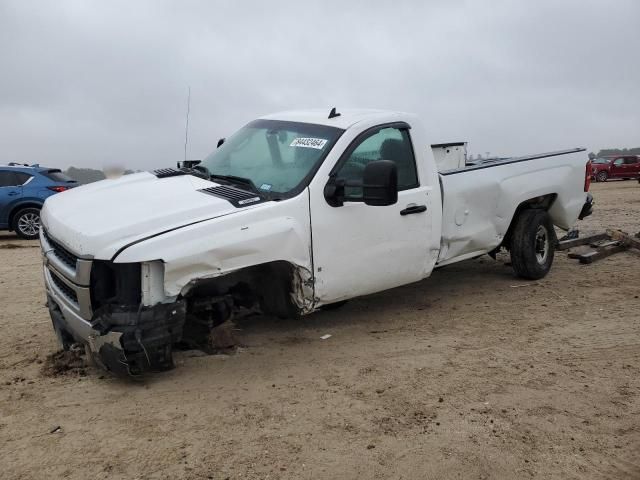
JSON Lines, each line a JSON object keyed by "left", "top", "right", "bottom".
{"left": 436, "top": 148, "right": 587, "bottom": 265}
{"left": 440, "top": 148, "right": 586, "bottom": 174}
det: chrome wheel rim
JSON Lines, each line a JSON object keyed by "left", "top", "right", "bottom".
{"left": 597, "top": 172, "right": 607, "bottom": 182}
{"left": 17, "top": 212, "right": 40, "bottom": 237}
{"left": 535, "top": 225, "right": 549, "bottom": 264}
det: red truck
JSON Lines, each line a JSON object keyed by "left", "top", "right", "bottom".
{"left": 591, "top": 155, "right": 640, "bottom": 182}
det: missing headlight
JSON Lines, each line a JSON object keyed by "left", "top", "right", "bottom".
{"left": 90, "top": 261, "right": 141, "bottom": 309}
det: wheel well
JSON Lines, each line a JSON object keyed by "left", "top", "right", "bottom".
{"left": 501, "top": 194, "right": 557, "bottom": 250}
{"left": 8, "top": 203, "right": 42, "bottom": 230}
{"left": 181, "top": 260, "right": 304, "bottom": 321}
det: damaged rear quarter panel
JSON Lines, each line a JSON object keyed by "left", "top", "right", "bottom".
{"left": 113, "top": 190, "right": 314, "bottom": 306}
{"left": 438, "top": 152, "right": 587, "bottom": 264}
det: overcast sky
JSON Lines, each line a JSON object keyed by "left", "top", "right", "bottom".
{"left": 1, "top": 0, "right": 639, "bottom": 170}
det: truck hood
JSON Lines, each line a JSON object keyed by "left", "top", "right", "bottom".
{"left": 41, "top": 172, "right": 251, "bottom": 259}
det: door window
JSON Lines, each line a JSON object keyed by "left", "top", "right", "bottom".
{"left": 0, "top": 172, "right": 19, "bottom": 187}
{"left": 613, "top": 158, "right": 624, "bottom": 166}
{"left": 14, "top": 172, "right": 31, "bottom": 185}
{"left": 335, "top": 127, "right": 418, "bottom": 199}
{"left": 624, "top": 157, "right": 638, "bottom": 165}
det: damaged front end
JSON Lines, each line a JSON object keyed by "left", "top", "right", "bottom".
{"left": 89, "top": 261, "right": 185, "bottom": 375}
{"left": 46, "top": 259, "right": 187, "bottom": 376}
{"left": 45, "top": 247, "right": 312, "bottom": 377}
{"left": 48, "top": 293, "right": 186, "bottom": 376}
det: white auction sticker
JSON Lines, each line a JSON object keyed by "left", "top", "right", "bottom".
{"left": 290, "top": 137, "right": 328, "bottom": 150}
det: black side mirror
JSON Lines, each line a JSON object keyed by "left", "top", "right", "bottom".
{"left": 217, "top": 138, "right": 225, "bottom": 148}
{"left": 362, "top": 160, "right": 398, "bottom": 206}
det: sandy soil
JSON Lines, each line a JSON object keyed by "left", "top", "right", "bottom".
{"left": 1, "top": 181, "right": 639, "bottom": 480}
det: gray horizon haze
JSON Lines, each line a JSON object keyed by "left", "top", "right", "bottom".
{"left": 1, "top": 0, "right": 639, "bottom": 170}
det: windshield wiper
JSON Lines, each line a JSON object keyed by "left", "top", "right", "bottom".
{"left": 185, "top": 164, "right": 212, "bottom": 180}
{"left": 210, "top": 173, "right": 262, "bottom": 195}
{"left": 192, "top": 165, "right": 264, "bottom": 197}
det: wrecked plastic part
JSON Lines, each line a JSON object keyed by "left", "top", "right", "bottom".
{"left": 180, "top": 261, "right": 313, "bottom": 317}
{"left": 48, "top": 293, "right": 186, "bottom": 377}
{"left": 558, "top": 229, "right": 579, "bottom": 242}
{"left": 86, "top": 331, "right": 126, "bottom": 374}
{"left": 90, "top": 301, "right": 186, "bottom": 376}
{"left": 291, "top": 265, "right": 314, "bottom": 314}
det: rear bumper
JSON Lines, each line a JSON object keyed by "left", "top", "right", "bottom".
{"left": 578, "top": 193, "right": 594, "bottom": 220}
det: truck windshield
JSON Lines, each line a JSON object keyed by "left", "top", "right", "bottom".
{"left": 200, "top": 119, "right": 343, "bottom": 197}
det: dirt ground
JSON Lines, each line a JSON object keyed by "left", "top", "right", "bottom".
{"left": 1, "top": 181, "right": 639, "bottom": 479}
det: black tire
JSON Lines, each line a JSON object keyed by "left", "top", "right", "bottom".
{"left": 12, "top": 207, "right": 41, "bottom": 240}
{"left": 596, "top": 171, "right": 608, "bottom": 182}
{"left": 509, "top": 209, "right": 556, "bottom": 280}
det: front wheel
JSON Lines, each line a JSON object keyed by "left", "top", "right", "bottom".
{"left": 596, "top": 171, "right": 608, "bottom": 182}
{"left": 12, "top": 207, "right": 41, "bottom": 240}
{"left": 509, "top": 209, "right": 556, "bottom": 280}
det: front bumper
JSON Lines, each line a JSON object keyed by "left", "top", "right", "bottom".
{"left": 41, "top": 230, "right": 186, "bottom": 376}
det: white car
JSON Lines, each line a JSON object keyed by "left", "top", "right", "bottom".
{"left": 40, "top": 108, "right": 593, "bottom": 376}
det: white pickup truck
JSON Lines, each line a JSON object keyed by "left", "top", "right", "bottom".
{"left": 40, "top": 109, "right": 593, "bottom": 376}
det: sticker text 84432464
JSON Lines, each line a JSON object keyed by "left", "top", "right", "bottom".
{"left": 289, "top": 137, "right": 328, "bottom": 150}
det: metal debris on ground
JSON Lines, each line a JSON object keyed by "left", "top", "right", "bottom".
{"left": 557, "top": 229, "right": 640, "bottom": 264}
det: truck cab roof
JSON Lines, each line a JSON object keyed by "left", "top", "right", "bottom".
{"left": 259, "top": 108, "right": 404, "bottom": 129}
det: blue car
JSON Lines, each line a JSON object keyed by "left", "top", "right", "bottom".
{"left": 0, "top": 163, "right": 77, "bottom": 239}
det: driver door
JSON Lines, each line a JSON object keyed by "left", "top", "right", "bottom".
{"left": 310, "top": 124, "right": 434, "bottom": 304}
{"left": 610, "top": 158, "right": 625, "bottom": 178}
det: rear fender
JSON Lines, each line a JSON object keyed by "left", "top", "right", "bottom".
{"left": 501, "top": 194, "right": 557, "bottom": 250}
{"left": 495, "top": 164, "right": 584, "bottom": 231}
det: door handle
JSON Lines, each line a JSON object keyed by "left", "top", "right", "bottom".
{"left": 8, "top": 191, "right": 19, "bottom": 196}
{"left": 400, "top": 205, "right": 427, "bottom": 216}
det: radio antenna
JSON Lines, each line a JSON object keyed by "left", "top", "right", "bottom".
{"left": 183, "top": 86, "right": 191, "bottom": 162}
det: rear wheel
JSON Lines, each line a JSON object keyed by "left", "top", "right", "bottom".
{"left": 509, "top": 209, "right": 556, "bottom": 280}
{"left": 12, "top": 207, "right": 41, "bottom": 240}
{"left": 596, "top": 171, "right": 608, "bottom": 182}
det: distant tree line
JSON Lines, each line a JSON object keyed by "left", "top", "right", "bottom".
{"left": 64, "top": 167, "right": 137, "bottom": 184}
{"left": 588, "top": 147, "right": 640, "bottom": 160}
